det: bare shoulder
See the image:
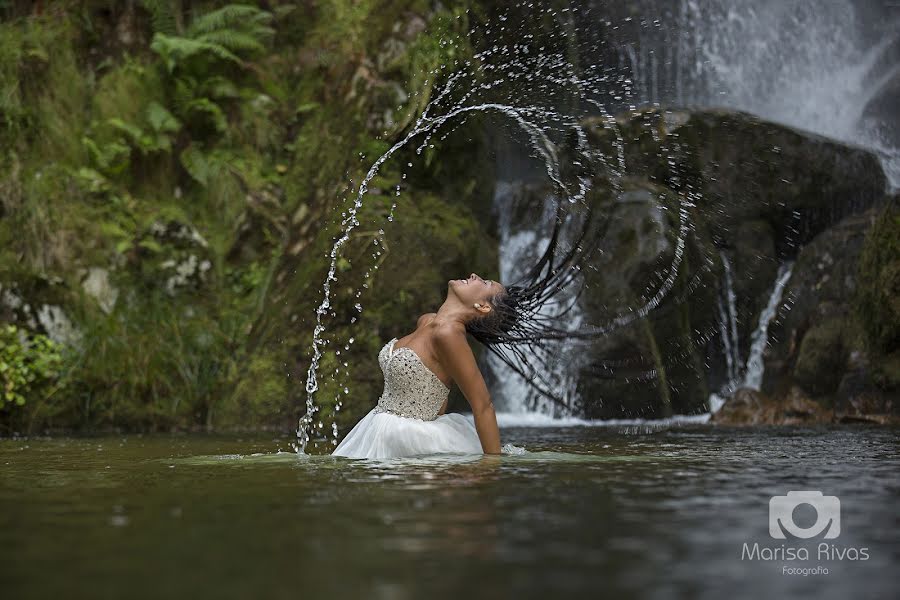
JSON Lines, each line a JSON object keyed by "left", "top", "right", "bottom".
{"left": 430, "top": 322, "right": 470, "bottom": 355}
{"left": 416, "top": 312, "right": 437, "bottom": 329}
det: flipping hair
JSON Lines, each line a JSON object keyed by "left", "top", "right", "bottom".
{"left": 465, "top": 196, "right": 606, "bottom": 410}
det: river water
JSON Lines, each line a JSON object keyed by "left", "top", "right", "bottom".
{"left": 2, "top": 424, "right": 896, "bottom": 599}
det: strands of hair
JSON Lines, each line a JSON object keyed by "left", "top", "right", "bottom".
{"left": 465, "top": 189, "right": 610, "bottom": 410}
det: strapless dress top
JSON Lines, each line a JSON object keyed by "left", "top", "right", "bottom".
{"left": 374, "top": 337, "right": 450, "bottom": 421}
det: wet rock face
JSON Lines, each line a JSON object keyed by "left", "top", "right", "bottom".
{"left": 571, "top": 107, "right": 893, "bottom": 419}
{"left": 759, "top": 202, "right": 900, "bottom": 420}
{"left": 574, "top": 177, "right": 719, "bottom": 419}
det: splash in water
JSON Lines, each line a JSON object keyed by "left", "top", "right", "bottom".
{"left": 293, "top": 8, "right": 704, "bottom": 453}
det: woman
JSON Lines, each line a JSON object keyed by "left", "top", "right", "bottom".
{"left": 331, "top": 197, "right": 601, "bottom": 459}
{"left": 332, "top": 272, "right": 513, "bottom": 458}
{"left": 331, "top": 196, "right": 605, "bottom": 460}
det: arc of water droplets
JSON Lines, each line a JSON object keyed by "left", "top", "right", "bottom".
{"left": 296, "top": 32, "right": 695, "bottom": 452}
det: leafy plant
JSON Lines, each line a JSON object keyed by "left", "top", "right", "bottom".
{"left": 145, "top": 3, "right": 275, "bottom": 185}
{"left": 0, "top": 324, "right": 65, "bottom": 407}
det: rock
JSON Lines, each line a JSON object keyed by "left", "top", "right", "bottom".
{"left": 571, "top": 107, "right": 891, "bottom": 419}
{"left": 792, "top": 318, "right": 846, "bottom": 396}
{"left": 0, "top": 275, "right": 80, "bottom": 347}
{"left": 761, "top": 203, "right": 899, "bottom": 417}
{"left": 80, "top": 266, "right": 118, "bottom": 314}
{"left": 711, "top": 386, "right": 831, "bottom": 425}
{"left": 585, "top": 107, "right": 887, "bottom": 362}
{"left": 575, "top": 176, "right": 719, "bottom": 418}
{"left": 711, "top": 388, "right": 773, "bottom": 424}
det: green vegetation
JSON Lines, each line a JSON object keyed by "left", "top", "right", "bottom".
{"left": 856, "top": 204, "right": 900, "bottom": 354}
{"left": 0, "top": 1, "right": 498, "bottom": 434}
{"left": 0, "top": 324, "right": 65, "bottom": 409}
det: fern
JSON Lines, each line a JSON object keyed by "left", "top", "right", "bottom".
{"left": 187, "top": 5, "right": 272, "bottom": 36}
{"left": 200, "top": 76, "right": 240, "bottom": 100}
{"left": 141, "top": 0, "right": 179, "bottom": 36}
{"left": 81, "top": 136, "right": 130, "bottom": 176}
{"left": 197, "top": 30, "right": 268, "bottom": 56}
{"left": 179, "top": 144, "right": 214, "bottom": 186}
{"left": 146, "top": 101, "right": 181, "bottom": 134}
{"left": 151, "top": 33, "right": 243, "bottom": 73}
{"left": 184, "top": 98, "right": 227, "bottom": 134}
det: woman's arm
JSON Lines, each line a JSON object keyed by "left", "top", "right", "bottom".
{"left": 433, "top": 325, "right": 501, "bottom": 454}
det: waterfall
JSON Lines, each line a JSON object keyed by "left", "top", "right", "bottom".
{"left": 614, "top": 0, "right": 900, "bottom": 190}
{"left": 715, "top": 251, "right": 741, "bottom": 385}
{"left": 708, "top": 258, "right": 794, "bottom": 413}
{"left": 682, "top": 0, "right": 899, "bottom": 190}
{"left": 741, "top": 261, "right": 794, "bottom": 391}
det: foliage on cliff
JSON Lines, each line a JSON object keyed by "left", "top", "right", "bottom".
{"left": 0, "top": 1, "right": 499, "bottom": 434}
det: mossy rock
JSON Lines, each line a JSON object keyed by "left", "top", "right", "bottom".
{"left": 793, "top": 319, "right": 846, "bottom": 396}
{"left": 855, "top": 202, "right": 900, "bottom": 353}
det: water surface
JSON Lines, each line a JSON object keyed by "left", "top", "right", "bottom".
{"left": 1, "top": 424, "right": 897, "bottom": 599}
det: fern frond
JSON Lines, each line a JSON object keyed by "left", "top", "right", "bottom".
{"left": 151, "top": 33, "right": 243, "bottom": 73}
{"left": 185, "top": 98, "right": 227, "bottom": 134}
{"left": 201, "top": 76, "right": 240, "bottom": 100}
{"left": 179, "top": 144, "right": 211, "bottom": 186}
{"left": 187, "top": 4, "right": 271, "bottom": 36}
{"left": 197, "top": 30, "right": 267, "bottom": 56}
{"left": 146, "top": 101, "right": 181, "bottom": 134}
{"left": 172, "top": 76, "right": 196, "bottom": 116}
{"left": 107, "top": 118, "right": 145, "bottom": 145}
{"left": 141, "top": 0, "right": 178, "bottom": 36}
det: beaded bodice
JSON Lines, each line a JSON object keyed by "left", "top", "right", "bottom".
{"left": 374, "top": 337, "right": 450, "bottom": 421}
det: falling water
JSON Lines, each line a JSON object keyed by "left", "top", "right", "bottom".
{"left": 708, "top": 259, "right": 795, "bottom": 413}
{"left": 609, "top": 0, "right": 900, "bottom": 190}
{"left": 741, "top": 261, "right": 795, "bottom": 391}
{"left": 715, "top": 251, "right": 741, "bottom": 385}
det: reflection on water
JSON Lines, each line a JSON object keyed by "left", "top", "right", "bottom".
{"left": 1, "top": 425, "right": 897, "bottom": 599}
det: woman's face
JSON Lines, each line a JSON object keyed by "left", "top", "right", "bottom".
{"left": 448, "top": 272, "right": 504, "bottom": 306}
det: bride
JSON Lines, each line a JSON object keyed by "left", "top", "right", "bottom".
{"left": 332, "top": 198, "right": 597, "bottom": 459}
{"left": 332, "top": 272, "right": 513, "bottom": 459}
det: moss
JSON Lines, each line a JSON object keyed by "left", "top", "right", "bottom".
{"left": 871, "top": 350, "right": 900, "bottom": 391}
{"left": 794, "top": 319, "right": 846, "bottom": 396}
{"left": 855, "top": 204, "right": 900, "bottom": 353}
{"left": 215, "top": 352, "right": 291, "bottom": 428}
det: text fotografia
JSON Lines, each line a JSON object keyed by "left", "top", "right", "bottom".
{"left": 739, "top": 490, "right": 871, "bottom": 576}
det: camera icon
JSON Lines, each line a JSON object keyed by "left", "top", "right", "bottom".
{"left": 769, "top": 491, "right": 841, "bottom": 539}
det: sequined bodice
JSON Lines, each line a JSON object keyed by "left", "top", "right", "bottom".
{"left": 374, "top": 337, "right": 450, "bottom": 421}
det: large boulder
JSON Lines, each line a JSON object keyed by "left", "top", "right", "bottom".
{"left": 759, "top": 201, "right": 900, "bottom": 421}
{"left": 574, "top": 176, "right": 720, "bottom": 418}
{"left": 566, "top": 107, "right": 891, "bottom": 418}
{"left": 585, "top": 107, "right": 887, "bottom": 364}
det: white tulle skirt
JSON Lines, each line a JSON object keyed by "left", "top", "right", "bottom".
{"left": 332, "top": 407, "right": 484, "bottom": 459}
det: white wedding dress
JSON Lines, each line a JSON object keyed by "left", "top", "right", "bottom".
{"left": 332, "top": 337, "right": 484, "bottom": 459}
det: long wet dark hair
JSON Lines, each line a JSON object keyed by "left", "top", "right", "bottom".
{"left": 464, "top": 195, "right": 606, "bottom": 410}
